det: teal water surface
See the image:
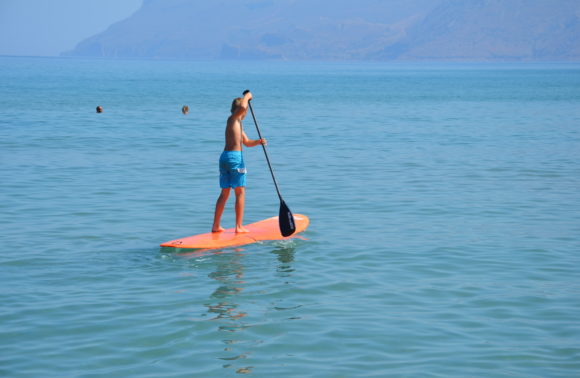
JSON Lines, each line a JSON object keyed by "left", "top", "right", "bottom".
{"left": 1, "top": 57, "right": 580, "bottom": 377}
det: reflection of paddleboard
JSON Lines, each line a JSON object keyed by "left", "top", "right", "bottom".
{"left": 160, "top": 214, "right": 309, "bottom": 250}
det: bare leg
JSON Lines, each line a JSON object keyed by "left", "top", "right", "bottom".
{"left": 234, "top": 186, "right": 249, "bottom": 233}
{"left": 212, "top": 188, "right": 230, "bottom": 232}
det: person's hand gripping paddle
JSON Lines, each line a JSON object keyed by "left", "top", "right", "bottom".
{"left": 243, "top": 90, "right": 296, "bottom": 237}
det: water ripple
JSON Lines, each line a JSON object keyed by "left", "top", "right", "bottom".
{"left": 2, "top": 58, "right": 580, "bottom": 376}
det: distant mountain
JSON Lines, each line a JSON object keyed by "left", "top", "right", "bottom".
{"left": 377, "top": 0, "right": 580, "bottom": 61}
{"left": 63, "top": 0, "right": 580, "bottom": 61}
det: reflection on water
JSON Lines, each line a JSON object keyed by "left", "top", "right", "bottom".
{"left": 272, "top": 244, "right": 296, "bottom": 267}
{"left": 205, "top": 252, "right": 251, "bottom": 374}
{"left": 271, "top": 245, "right": 296, "bottom": 286}
{"left": 202, "top": 245, "right": 297, "bottom": 374}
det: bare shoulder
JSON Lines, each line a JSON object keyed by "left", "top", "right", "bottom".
{"left": 227, "top": 115, "right": 241, "bottom": 130}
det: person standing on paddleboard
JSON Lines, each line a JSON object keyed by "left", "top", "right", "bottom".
{"left": 212, "top": 91, "right": 266, "bottom": 233}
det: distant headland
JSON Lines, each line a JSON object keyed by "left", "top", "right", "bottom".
{"left": 62, "top": 0, "right": 580, "bottom": 61}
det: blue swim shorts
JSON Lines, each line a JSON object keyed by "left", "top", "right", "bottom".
{"left": 219, "top": 150, "right": 246, "bottom": 189}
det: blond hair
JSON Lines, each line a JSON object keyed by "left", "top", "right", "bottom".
{"left": 231, "top": 97, "right": 244, "bottom": 114}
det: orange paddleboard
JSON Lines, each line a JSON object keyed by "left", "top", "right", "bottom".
{"left": 160, "top": 214, "right": 309, "bottom": 250}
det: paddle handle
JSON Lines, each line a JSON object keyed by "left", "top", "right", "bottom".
{"left": 243, "top": 90, "right": 283, "bottom": 201}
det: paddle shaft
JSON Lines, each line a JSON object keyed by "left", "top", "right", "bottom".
{"left": 246, "top": 101, "right": 284, "bottom": 201}
{"left": 243, "top": 91, "right": 296, "bottom": 237}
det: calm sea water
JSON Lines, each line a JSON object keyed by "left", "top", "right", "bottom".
{"left": 1, "top": 57, "right": 580, "bottom": 377}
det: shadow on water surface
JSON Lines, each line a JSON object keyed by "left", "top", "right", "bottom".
{"left": 160, "top": 242, "right": 298, "bottom": 375}
{"left": 210, "top": 245, "right": 297, "bottom": 374}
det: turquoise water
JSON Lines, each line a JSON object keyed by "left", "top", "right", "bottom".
{"left": 1, "top": 57, "right": 580, "bottom": 377}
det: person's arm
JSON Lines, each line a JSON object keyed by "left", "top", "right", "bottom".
{"left": 242, "top": 130, "right": 266, "bottom": 147}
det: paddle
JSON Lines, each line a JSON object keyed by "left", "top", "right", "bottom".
{"left": 243, "top": 90, "right": 296, "bottom": 237}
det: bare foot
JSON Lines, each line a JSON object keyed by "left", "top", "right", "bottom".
{"left": 212, "top": 226, "right": 225, "bottom": 233}
{"left": 235, "top": 226, "right": 250, "bottom": 233}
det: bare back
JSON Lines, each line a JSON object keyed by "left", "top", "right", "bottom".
{"left": 224, "top": 115, "right": 244, "bottom": 151}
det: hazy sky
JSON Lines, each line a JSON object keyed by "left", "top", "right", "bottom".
{"left": 0, "top": 0, "right": 142, "bottom": 56}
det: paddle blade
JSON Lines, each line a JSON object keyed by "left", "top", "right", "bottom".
{"left": 279, "top": 200, "right": 296, "bottom": 237}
